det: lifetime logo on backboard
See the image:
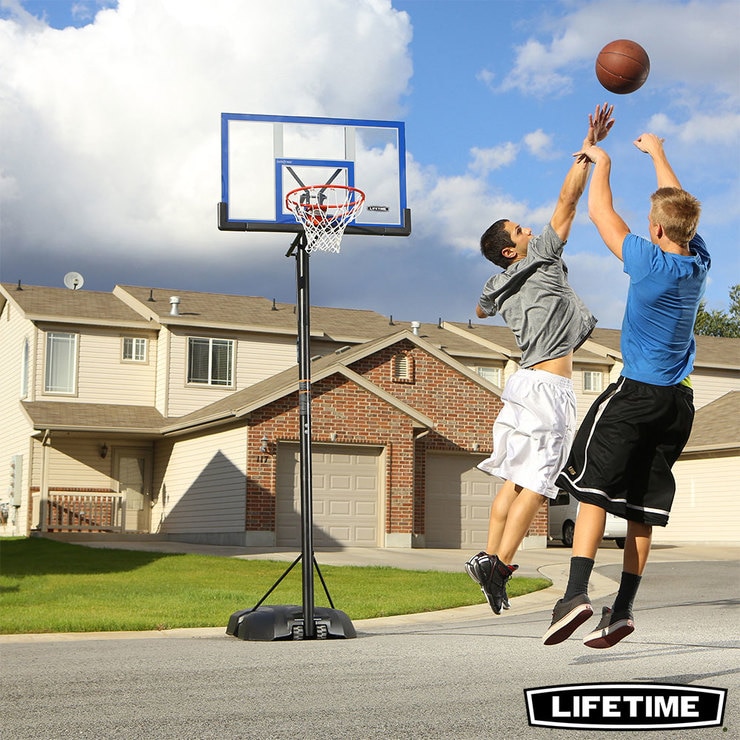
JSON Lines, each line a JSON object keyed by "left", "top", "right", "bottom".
{"left": 524, "top": 683, "right": 727, "bottom": 731}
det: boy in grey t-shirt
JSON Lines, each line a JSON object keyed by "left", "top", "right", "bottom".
{"left": 466, "top": 105, "right": 613, "bottom": 614}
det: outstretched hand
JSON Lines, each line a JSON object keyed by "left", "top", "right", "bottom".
{"left": 633, "top": 133, "right": 665, "bottom": 157}
{"left": 588, "top": 103, "right": 615, "bottom": 145}
{"left": 572, "top": 143, "right": 609, "bottom": 166}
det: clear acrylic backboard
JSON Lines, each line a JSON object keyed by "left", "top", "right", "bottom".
{"left": 218, "top": 113, "right": 410, "bottom": 236}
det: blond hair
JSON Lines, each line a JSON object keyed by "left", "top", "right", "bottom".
{"left": 649, "top": 187, "right": 701, "bottom": 245}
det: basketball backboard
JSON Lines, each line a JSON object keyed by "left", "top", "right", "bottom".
{"left": 218, "top": 113, "right": 410, "bottom": 236}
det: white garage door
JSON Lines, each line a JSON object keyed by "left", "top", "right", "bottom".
{"left": 276, "top": 443, "right": 382, "bottom": 547}
{"left": 425, "top": 453, "right": 502, "bottom": 549}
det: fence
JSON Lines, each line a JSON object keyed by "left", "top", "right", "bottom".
{"left": 46, "top": 492, "right": 125, "bottom": 533}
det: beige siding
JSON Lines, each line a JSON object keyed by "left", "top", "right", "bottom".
{"left": 690, "top": 367, "right": 740, "bottom": 409}
{"left": 46, "top": 439, "right": 116, "bottom": 489}
{"left": 653, "top": 454, "right": 740, "bottom": 544}
{"left": 572, "top": 363, "right": 611, "bottom": 426}
{"left": 153, "top": 426, "right": 247, "bottom": 535}
{"left": 164, "top": 329, "right": 298, "bottom": 417}
{"left": 35, "top": 325, "right": 157, "bottom": 405}
{"left": 0, "top": 302, "right": 36, "bottom": 536}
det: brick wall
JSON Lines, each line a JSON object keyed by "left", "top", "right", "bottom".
{"left": 238, "top": 338, "right": 568, "bottom": 542}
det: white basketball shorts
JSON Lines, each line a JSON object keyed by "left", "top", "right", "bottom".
{"left": 477, "top": 368, "right": 576, "bottom": 499}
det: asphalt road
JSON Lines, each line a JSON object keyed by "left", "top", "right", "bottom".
{"left": 1, "top": 553, "right": 737, "bottom": 739}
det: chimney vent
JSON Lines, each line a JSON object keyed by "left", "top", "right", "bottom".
{"left": 169, "top": 296, "right": 180, "bottom": 316}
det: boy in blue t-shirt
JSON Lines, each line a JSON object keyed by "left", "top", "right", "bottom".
{"left": 543, "top": 134, "right": 710, "bottom": 649}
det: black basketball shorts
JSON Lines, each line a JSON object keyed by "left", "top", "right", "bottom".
{"left": 556, "top": 376, "right": 695, "bottom": 527}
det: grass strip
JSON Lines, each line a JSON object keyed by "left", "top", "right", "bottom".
{"left": 0, "top": 538, "right": 550, "bottom": 634}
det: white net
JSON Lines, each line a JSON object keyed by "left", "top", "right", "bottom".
{"left": 285, "top": 185, "right": 365, "bottom": 253}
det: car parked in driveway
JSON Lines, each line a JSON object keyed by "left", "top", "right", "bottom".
{"left": 548, "top": 491, "right": 627, "bottom": 548}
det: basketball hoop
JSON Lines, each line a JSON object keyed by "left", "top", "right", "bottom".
{"left": 286, "top": 185, "right": 365, "bottom": 253}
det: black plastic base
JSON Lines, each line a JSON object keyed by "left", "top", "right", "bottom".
{"left": 226, "top": 604, "right": 357, "bottom": 641}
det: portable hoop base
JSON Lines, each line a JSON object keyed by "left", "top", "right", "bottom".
{"left": 227, "top": 604, "right": 356, "bottom": 642}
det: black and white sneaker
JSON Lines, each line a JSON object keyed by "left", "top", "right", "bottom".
{"left": 465, "top": 551, "right": 488, "bottom": 584}
{"left": 465, "top": 552, "right": 517, "bottom": 615}
{"left": 542, "top": 593, "right": 594, "bottom": 645}
{"left": 583, "top": 606, "right": 634, "bottom": 649}
{"left": 465, "top": 552, "right": 511, "bottom": 609}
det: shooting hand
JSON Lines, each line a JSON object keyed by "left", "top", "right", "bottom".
{"left": 588, "top": 103, "right": 615, "bottom": 145}
{"left": 633, "top": 133, "right": 665, "bottom": 157}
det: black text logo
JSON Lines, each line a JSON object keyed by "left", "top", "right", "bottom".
{"left": 524, "top": 682, "right": 727, "bottom": 730}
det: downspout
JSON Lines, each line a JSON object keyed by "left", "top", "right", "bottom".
{"left": 38, "top": 429, "right": 51, "bottom": 532}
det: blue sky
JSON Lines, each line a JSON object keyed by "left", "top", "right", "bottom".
{"left": 1, "top": 0, "right": 738, "bottom": 328}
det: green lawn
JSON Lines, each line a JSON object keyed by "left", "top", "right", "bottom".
{"left": 0, "top": 538, "right": 551, "bottom": 634}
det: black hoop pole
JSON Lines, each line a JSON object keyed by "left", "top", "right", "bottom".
{"left": 295, "top": 231, "right": 316, "bottom": 638}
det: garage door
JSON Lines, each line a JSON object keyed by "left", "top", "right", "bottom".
{"left": 276, "top": 443, "right": 382, "bottom": 547}
{"left": 425, "top": 453, "right": 502, "bottom": 549}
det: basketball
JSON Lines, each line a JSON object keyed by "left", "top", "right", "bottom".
{"left": 595, "top": 39, "right": 650, "bottom": 94}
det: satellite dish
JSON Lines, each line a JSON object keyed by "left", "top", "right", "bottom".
{"left": 63, "top": 272, "right": 84, "bottom": 290}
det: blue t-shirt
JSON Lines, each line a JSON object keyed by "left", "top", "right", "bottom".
{"left": 620, "top": 232, "right": 710, "bottom": 385}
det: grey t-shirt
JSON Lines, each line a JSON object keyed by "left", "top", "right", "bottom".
{"left": 478, "top": 224, "right": 596, "bottom": 367}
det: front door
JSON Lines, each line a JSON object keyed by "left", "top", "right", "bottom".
{"left": 115, "top": 449, "right": 152, "bottom": 532}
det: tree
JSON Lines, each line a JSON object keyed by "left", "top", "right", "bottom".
{"left": 694, "top": 284, "right": 740, "bottom": 337}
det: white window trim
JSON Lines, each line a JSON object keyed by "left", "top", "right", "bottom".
{"left": 186, "top": 336, "right": 235, "bottom": 387}
{"left": 475, "top": 365, "right": 502, "bottom": 388}
{"left": 44, "top": 331, "right": 78, "bottom": 395}
{"left": 583, "top": 369, "right": 604, "bottom": 393}
{"left": 122, "top": 336, "right": 148, "bottom": 363}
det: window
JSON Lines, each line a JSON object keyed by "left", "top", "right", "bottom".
{"left": 20, "top": 338, "right": 29, "bottom": 398}
{"left": 45, "top": 332, "right": 77, "bottom": 394}
{"left": 583, "top": 370, "right": 604, "bottom": 393}
{"left": 122, "top": 337, "right": 147, "bottom": 362}
{"left": 187, "top": 337, "right": 234, "bottom": 386}
{"left": 391, "top": 352, "right": 414, "bottom": 383}
{"left": 475, "top": 366, "right": 502, "bottom": 387}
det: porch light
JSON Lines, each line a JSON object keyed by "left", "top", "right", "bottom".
{"left": 260, "top": 435, "right": 269, "bottom": 453}
{"left": 99, "top": 443, "right": 108, "bottom": 459}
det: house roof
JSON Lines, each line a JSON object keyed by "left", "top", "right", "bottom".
{"left": 683, "top": 391, "right": 740, "bottom": 454}
{"left": 0, "top": 283, "right": 152, "bottom": 328}
{"left": 443, "top": 321, "right": 611, "bottom": 366}
{"left": 114, "top": 285, "right": 401, "bottom": 341}
{"left": 113, "top": 285, "right": 506, "bottom": 359}
{"left": 21, "top": 401, "right": 168, "bottom": 435}
{"left": 586, "top": 327, "right": 740, "bottom": 371}
{"left": 693, "top": 334, "right": 740, "bottom": 370}
{"left": 163, "top": 329, "right": 494, "bottom": 435}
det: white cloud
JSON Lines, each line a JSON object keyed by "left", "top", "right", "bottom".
{"left": 0, "top": 0, "right": 413, "bottom": 257}
{"left": 647, "top": 111, "right": 740, "bottom": 145}
{"left": 468, "top": 142, "right": 519, "bottom": 176}
{"left": 523, "top": 129, "right": 556, "bottom": 160}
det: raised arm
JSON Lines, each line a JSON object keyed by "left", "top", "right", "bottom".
{"left": 550, "top": 104, "right": 615, "bottom": 241}
{"left": 633, "top": 133, "right": 681, "bottom": 189}
{"left": 578, "top": 144, "right": 630, "bottom": 260}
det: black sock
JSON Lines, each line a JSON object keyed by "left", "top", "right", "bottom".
{"left": 563, "top": 556, "right": 594, "bottom": 601}
{"left": 612, "top": 572, "right": 642, "bottom": 617}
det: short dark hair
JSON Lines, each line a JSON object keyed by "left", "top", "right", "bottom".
{"left": 480, "top": 219, "right": 515, "bottom": 268}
